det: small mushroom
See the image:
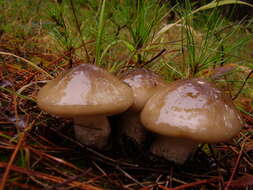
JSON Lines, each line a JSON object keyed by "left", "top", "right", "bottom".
{"left": 118, "top": 68, "right": 167, "bottom": 144}
{"left": 141, "top": 78, "right": 242, "bottom": 164}
{"left": 37, "top": 64, "right": 133, "bottom": 148}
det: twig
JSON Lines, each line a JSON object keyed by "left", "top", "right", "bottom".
{"left": 86, "top": 147, "right": 139, "bottom": 167}
{"left": 142, "top": 49, "right": 166, "bottom": 66}
{"left": 17, "top": 80, "right": 48, "bottom": 94}
{"left": 232, "top": 69, "right": 253, "bottom": 100}
{"left": 0, "top": 162, "right": 102, "bottom": 190}
{"left": 116, "top": 166, "right": 145, "bottom": 187}
{"left": 228, "top": 145, "right": 253, "bottom": 168}
{"left": 159, "top": 177, "right": 221, "bottom": 190}
{"left": 207, "top": 144, "right": 224, "bottom": 186}
{"left": 47, "top": 168, "right": 92, "bottom": 190}
{"left": 0, "top": 87, "right": 36, "bottom": 102}
{"left": 0, "top": 51, "right": 53, "bottom": 79}
{"left": 69, "top": 0, "right": 90, "bottom": 63}
{"left": 8, "top": 181, "right": 42, "bottom": 190}
{"left": 0, "top": 132, "right": 25, "bottom": 190}
{"left": 29, "top": 148, "right": 83, "bottom": 172}
{"left": 92, "top": 161, "right": 107, "bottom": 176}
{"left": 224, "top": 140, "right": 246, "bottom": 190}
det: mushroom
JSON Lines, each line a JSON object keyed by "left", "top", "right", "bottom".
{"left": 37, "top": 64, "right": 133, "bottom": 148}
{"left": 118, "top": 68, "right": 167, "bottom": 144}
{"left": 141, "top": 78, "right": 243, "bottom": 164}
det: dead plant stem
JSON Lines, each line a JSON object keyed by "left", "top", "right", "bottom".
{"left": 0, "top": 132, "right": 25, "bottom": 190}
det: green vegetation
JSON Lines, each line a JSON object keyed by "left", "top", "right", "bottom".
{"left": 0, "top": 0, "right": 253, "bottom": 189}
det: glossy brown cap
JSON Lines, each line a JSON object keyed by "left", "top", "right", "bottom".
{"left": 120, "top": 68, "right": 167, "bottom": 111}
{"left": 37, "top": 64, "right": 133, "bottom": 117}
{"left": 141, "top": 78, "right": 242, "bottom": 143}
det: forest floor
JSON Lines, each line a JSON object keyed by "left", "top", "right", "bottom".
{"left": 0, "top": 0, "right": 253, "bottom": 189}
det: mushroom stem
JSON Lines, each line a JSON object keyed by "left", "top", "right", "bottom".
{"left": 119, "top": 110, "right": 147, "bottom": 144}
{"left": 73, "top": 116, "right": 111, "bottom": 149}
{"left": 150, "top": 136, "right": 198, "bottom": 164}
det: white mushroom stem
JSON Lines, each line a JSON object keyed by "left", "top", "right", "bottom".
{"left": 119, "top": 110, "right": 147, "bottom": 144}
{"left": 150, "top": 136, "right": 198, "bottom": 164}
{"left": 73, "top": 116, "right": 111, "bottom": 149}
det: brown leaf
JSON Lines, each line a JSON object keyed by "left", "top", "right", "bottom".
{"left": 210, "top": 64, "right": 237, "bottom": 80}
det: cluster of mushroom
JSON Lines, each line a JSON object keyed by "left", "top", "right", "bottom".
{"left": 37, "top": 64, "right": 243, "bottom": 164}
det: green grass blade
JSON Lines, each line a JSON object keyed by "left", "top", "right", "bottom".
{"left": 95, "top": 0, "right": 106, "bottom": 65}
{"left": 0, "top": 87, "right": 36, "bottom": 102}
{"left": 155, "top": 0, "right": 253, "bottom": 41}
{"left": 0, "top": 52, "right": 53, "bottom": 79}
{"left": 196, "top": 0, "right": 253, "bottom": 12}
{"left": 98, "top": 39, "right": 135, "bottom": 65}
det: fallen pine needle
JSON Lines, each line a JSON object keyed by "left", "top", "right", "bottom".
{"left": 0, "top": 162, "right": 104, "bottom": 190}
{"left": 158, "top": 177, "right": 221, "bottom": 190}
{"left": 0, "top": 132, "right": 25, "bottom": 190}
{"left": 0, "top": 51, "right": 53, "bottom": 79}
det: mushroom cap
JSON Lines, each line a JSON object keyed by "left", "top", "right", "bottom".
{"left": 37, "top": 64, "right": 133, "bottom": 117}
{"left": 120, "top": 68, "right": 167, "bottom": 111}
{"left": 141, "top": 78, "right": 242, "bottom": 143}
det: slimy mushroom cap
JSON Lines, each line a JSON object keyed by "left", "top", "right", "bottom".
{"left": 120, "top": 68, "right": 167, "bottom": 111}
{"left": 141, "top": 78, "right": 242, "bottom": 143}
{"left": 37, "top": 64, "right": 134, "bottom": 117}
